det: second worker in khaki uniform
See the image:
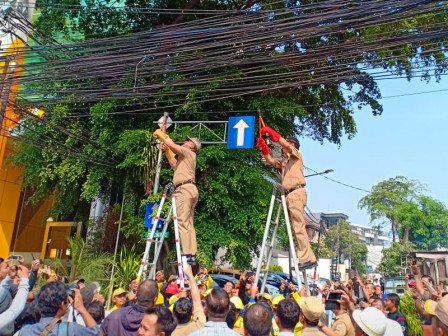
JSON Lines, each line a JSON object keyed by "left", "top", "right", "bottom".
{"left": 257, "top": 126, "right": 317, "bottom": 269}
{"left": 153, "top": 129, "right": 201, "bottom": 263}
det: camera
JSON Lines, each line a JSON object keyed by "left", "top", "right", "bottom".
{"left": 11, "top": 255, "right": 20, "bottom": 260}
{"left": 67, "top": 283, "right": 79, "bottom": 299}
{"left": 325, "top": 291, "right": 342, "bottom": 310}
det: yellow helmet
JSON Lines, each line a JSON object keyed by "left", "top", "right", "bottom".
{"left": 230, "top": 296, "right": 244, "bottom": 309}
{"left": 272, "top": 295, "right": 285, "bottom": 308}
{"left": 262, "top": 293, "right": 272, "bottom": 302}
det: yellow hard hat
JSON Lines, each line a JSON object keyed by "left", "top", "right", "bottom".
{"left": 201, "top": 288, "right": 213, "bottom": 298}
{"left": 230, "top": 296, "right": 244, "bottom": 309}
{"left": 272, "top": 295, "right": 285, "bottom": 308}
{"left": 169, "top": 294, "right": 178, "bottom": 306}
{"left": 262, "top": 293, "right": 272, "bottom": 302}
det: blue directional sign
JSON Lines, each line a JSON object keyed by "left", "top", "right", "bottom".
{"left": 227, "top": 116, "right": 255, "bottom": 149}
{"left": 144, "top": 202, "right": 164, "bottom": 229}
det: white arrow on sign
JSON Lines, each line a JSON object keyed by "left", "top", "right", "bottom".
{"left": 233, "top": 119, "right": 250, "bottom": 146}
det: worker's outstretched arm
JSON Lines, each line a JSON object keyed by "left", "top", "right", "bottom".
{"left": 261, "top": 126, "right": 293, "bottom": 155}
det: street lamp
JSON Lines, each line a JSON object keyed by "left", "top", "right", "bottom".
{"left": 305, "top": 169, "right": 334, "bottom": 178}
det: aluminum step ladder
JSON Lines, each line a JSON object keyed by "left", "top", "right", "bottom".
{"left": 254, "top": 183, "right": 310, "bottom": 295}
{"left": 135, "top": 183, "right": 187, "bottom": 290}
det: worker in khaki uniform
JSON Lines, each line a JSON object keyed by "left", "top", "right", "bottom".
{"left": 153, "top": 130, "right": 201, "bottom": 263}
{"left": 318, "top": 302, "right": 355, "bottom": 336}
{"left": 257, "top": 126, "right": 316, "bottom": 269}
{"left": 298, "top": 297, "right": 325, "bottom": 336}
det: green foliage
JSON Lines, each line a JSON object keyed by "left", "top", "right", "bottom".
{"left": 191, "top": 145, "right": 274, "bottom": 269}
{"left": 359, "top": 176, "right": 422, "bottom": 242}
{"left": 359, "top": 176, "right": 448, "bottom": 249}
{"left": 399, "top": 291, "right": 423, "bottom": 336}
{"left": 323, "top": 220, "right": 368, "bottom": 274}
{"left": 68, "top": 236, "right": 113, "bottom": 284}
{"left": 396, "top": 196, "right": 448, "bottom": 250}
{"left": 113, "top": 245, "right": 141, "bottom": 290}
{"left": 377, "top": 242, "right": 414, "bottom": 276}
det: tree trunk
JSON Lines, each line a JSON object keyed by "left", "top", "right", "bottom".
{"left": 401, "top": 227, "right": 411, "bottom": 244}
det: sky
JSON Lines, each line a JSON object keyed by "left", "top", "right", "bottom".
{"left": 301, "top": 77, "right": 448, "bottom": 231}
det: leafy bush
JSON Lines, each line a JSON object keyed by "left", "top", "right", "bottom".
{"left": 399, "top": 291, "right": 423, "bottom": 336}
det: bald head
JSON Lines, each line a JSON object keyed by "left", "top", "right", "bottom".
{"left": 244, "top": 303, "right": 272, "bottom": 336}
{"left": 137, "top": 280, "right": 159, "bottom": 307}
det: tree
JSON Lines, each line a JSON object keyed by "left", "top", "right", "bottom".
{"left": 358, "top": 176, "right": 422, "bottom": 242}
{"left": 396, "top": 196, "right": 448, "bottom": 250}
{"left": 377, "top": 241, "right": 414, "bottom": 276}
{"left": 322, "top": 220, "right": 368, "bottom": 274}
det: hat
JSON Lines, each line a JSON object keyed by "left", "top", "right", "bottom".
{"left": 262, "top": 293, "right": 272, "bottom": 302}
{"left": 201, "top": 288, "right": 213, "bottom": 298}
{"left": 408, "top": 280, "right": 415, "bottom": 286}
{"left": 285, "top": 136, "right": 300, "bottom": 149}
{"left": 80, "top": 281, "right": 100, "bottom": 309}
{"left": 424, "top": 296, "right": 448, "bottom": 326}
{"left": 165, "top": 284, "right": 179, "bottom": 295}
{"left": 169, "top": 294, "right": 178, "bottom": 306}
{"left": 113, "top": 288, "right": 126, "bottom": 298}
{"left": 352, "top": 307, "right": 387, "bottom": 336}
{"left": 272, "top": 295, "right": 285, "bottom": 308}
{"left": 230, "top": 296, "right": 244, "bottom": 309}
{"left": 299, "top": 296, "right": 324, "bottom": 322}
{"left": 384, "top": 319, "right": 404, "bottom": 336}
{"left": 186, "top": 136, "right": 201, "bottom": 151}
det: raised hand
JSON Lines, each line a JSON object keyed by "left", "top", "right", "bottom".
{"left": 260, "top": 126, "right": 281, "bottom": 142}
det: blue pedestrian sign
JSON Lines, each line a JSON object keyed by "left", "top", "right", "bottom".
{"left": 227, "top": 116, "right": 255, "bottom": 149}
{"left": 144, "top": 202, "right": 164, "bottom": 229}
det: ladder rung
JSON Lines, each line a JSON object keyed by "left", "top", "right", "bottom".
{"left": 270, "top": 220, "right": 278, "bottom": 225}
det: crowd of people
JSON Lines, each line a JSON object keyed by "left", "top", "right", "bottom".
{"left": 1, "top": 255, "right": 448, "bottom": 336}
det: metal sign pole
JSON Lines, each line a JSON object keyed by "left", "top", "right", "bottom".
{"left": 106, "top": 194, "right": 125, "bottom": 311}
{"left": 152, "top": 112, "right": 169, "bottom": 194}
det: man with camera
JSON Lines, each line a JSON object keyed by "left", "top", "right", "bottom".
{"left": 318, "top": 291, "right": 355, "bottom": 336}
{"left": 19, "top": 281, "right": 99, "bottom": 335}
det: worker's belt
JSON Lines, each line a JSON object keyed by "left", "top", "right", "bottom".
{"left": 284, "top": 184, "right": 306, "bottom": 196}
{"left": 174, "top": 180, "right": 196, "bottom": 189}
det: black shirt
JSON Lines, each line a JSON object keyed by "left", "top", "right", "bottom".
{"left": 387, "top": 310, "right": 408, "bottom": 336}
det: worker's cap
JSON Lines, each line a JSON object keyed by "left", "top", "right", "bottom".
{"left": 186, "top": 136, "right": 201, "bottom": 152}
{"left": 113, "top": 288, "right": 127, "bottom": 298}
{"left": 424, "top": 296, "right": 448, "bottom": 326}
{"left": 165, "top": 283, "right": 179, "bottom": 295}
{"left": 352, "top": 307, "right": 387, "bottom": 336}
{"left": 262, "top": 293, "right": 272, "bottom": 302}
{"left": 298, "top": 296, "right": 324, "bottom": 322}
{"left": 272, "top": 295, "right": 285, "bottom": 308}
{"left": 286, "top": 136, "right": 300, "bottom": 149}
{"left": 230, "top": 296, "right": 244, "bottom": 309}
{"left": 200, "top": 288, "right": 213, "bottom": 298}
{"left": 169, "top": 294, "right": 178, "bottom": 306}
